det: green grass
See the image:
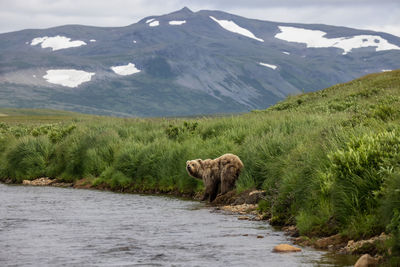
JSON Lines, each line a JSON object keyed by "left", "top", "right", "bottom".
{"left": 1, "top": 70, "right": 400, "bottom": 255}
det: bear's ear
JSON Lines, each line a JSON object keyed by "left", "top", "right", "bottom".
{"left": 197, "top": 159, "right": 202, "bottom": 164}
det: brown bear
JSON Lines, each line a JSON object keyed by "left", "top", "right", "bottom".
{"left": 186, "top": 153, "right": 244, "bottom": 202}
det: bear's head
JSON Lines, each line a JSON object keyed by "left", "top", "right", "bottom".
{"left": 186, "top": 159, "right": 202, "bottom": 179}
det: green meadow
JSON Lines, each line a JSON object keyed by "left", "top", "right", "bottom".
{"left": 1, "top": 70, "right": 400, "bottom": 259}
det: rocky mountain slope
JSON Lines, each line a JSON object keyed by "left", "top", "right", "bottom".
{"left": 1, "top": 7, "right": 399, "bottom": 116}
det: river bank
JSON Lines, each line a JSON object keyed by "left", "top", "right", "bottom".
{"left": 5, "top": 177, "right": 387, "bottom": 266}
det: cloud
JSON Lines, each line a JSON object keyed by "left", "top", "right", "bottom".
{"left": 225, "top": 4, "right": 400, "bottom": 35}
{"left": 0, "top": 0, "right": 399, "bottom": 37}
{"left": 192, "top": 0, "right": 399, "bottom": 8}
{"left": 0, "top": 0, "right": 177, "bottom": 33}
{"left": 189, "top": 0, "right": 400, "bottom": 36}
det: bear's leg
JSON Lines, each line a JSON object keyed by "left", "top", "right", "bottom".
{"left": 209, "top": 180, "right": 220, "bottom": 202}
{"left": 221, "top": 166, "right": 238, "bottom": 194}
{"left": 201, "top": 191, "right": 210, "bottom": 201}
{"left": 201, "top": 173, "right": 212, "bottom": 201}
{"left": 220, "top": 179, "right": 235, "bottom": 195}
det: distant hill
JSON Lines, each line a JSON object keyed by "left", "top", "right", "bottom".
{"left": 1, "top": 7, "right": 400, "bottom": 117}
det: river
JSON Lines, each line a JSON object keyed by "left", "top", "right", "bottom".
{"left": 0, "top": 184, "right": 355, "bottom": 266}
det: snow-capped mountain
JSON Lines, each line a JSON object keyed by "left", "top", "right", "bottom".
{"left": 1, "top": 7, "right": 400, "bottom": 116}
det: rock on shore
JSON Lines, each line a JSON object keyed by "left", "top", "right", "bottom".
{"left": 23, "top": 177, "right": 54, "bottom": 186}
{"left": 22, "top": 177, "right": 72, "bottom": 187}
{"left": 273, "top": 244, "right": 302, "bottom": 253}
{"left": 354, "top": 254, "right": 380, "bottom": 267}
{"left": 212, "top": 189, "right": 266, "bottom": 205}
{"left": 339, "top": 233, "right": 388, "bottom": 254}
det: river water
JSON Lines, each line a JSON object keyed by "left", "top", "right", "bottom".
{"left": 0, "top": 184, "right": 355, "bottom": 266}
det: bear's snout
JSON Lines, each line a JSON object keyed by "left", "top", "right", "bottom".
{"left": 186, "top": 164, "right": 192, "bottom": 173}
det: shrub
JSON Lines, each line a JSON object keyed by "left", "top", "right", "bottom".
{"left": 50, "top": 128, "right": 120, "bottom": 181}
{"left": 48, "top": 124, "right": 76, "bottom": 143}
{"left": 165, "top": 121, "right": 198, "bottom": 140}
{"left": 387, "top": 209, "right": 400, "bottom": 257}
{"left": 379, "top": 172, "right": 400, "bottom": 256}
{"left": 328, "top": 131, "right": 400, "bottom": 230}
{"left": 113, "top": 141, "right": 144, "bottom": 179}
{"left": 373, "top": 104, "right": 397, "bottom": 121}
{"left": 108, "top": 171, "right": 132, "bottom": 191}
{"left": 4, "top": 136, "right": 53, "bottom": 182}
{"left": 296, "top": 201, "right": 336, "bottom": 237}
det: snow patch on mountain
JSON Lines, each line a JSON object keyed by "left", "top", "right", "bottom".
{"left": 43, "top": 69, "right": 94, "bottom": 87}
{"left": 283, "top": 51, "right": 290, "bottom": 55}
{"left": 275, "top": 26, "right": 400, "bottom": 54}
{"left": 30, "top": 36, "right": 86, "bottom": 51}
{"left": 149, "top": 21, "right": 160, "bottom": 27}
{"left": 209, "top": 16, "right": 264, "bottom": 42}
{"left": 259, "top": 62, "right": 277, "bottom": 70}
{"left": 30, "top": 37, "right": 47, "bottom": 46}
{"left": 146, "top": 18, "right": 155, "bottom": 23}
{"left": 111, "top": 63, "right": 141, "bottom": 76}
{"left": 90, "top": 39, "right": 96, "bottom": 42}
{"left": 169, "top": 20, "right": 186, "bottom": 25}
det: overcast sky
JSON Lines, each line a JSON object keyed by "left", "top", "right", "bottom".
{"left": 1, "top": 0, "right": 399, "bottom": 36}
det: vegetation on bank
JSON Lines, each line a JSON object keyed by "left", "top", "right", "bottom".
{"left": 1, "top": 70, "right": 400, "bottom": 260}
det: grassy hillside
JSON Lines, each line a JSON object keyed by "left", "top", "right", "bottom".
{"left": 1, "top": 70, "right": 400, "bottom": 260}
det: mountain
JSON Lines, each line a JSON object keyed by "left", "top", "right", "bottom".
{"left": 1, "top": 7, "right": 400, "bottom": 117}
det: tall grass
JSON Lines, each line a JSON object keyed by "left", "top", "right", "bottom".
{"left": 3, "top": 136, "right": 53, "bottom": 182}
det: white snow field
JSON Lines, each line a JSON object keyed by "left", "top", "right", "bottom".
{"left": 30, "top": 36, "right": 86, "bottom": 51}
{"left": 259, "top": 62, "right": 277, "bottom": 70}
{"left": 146, "top": 18, "right": 159, "bottom": 27}
{"left": 275, "top": 26, "right": 400, "bottom": 55}
{"left": 43, "top": 69, "right": 95, "bottom": 87}
{"left": 111, "top": 63, "right": 141, "bottom": 76}
{"left": 209, "top": 16, "right": 264, "bottom": 42}
{"left": 149, "top": 20, "right": 160, "bottom": 27}
{"left": 169, "top": 20, "right": 186, "bottom": 25}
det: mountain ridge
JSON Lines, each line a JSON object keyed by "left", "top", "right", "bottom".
{"left": 1, "top": 8, "right": 400, "bottom": 117}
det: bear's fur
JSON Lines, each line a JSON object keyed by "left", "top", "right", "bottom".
{"left": 186, "top": 153, "right": 244, "bottom": 202}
